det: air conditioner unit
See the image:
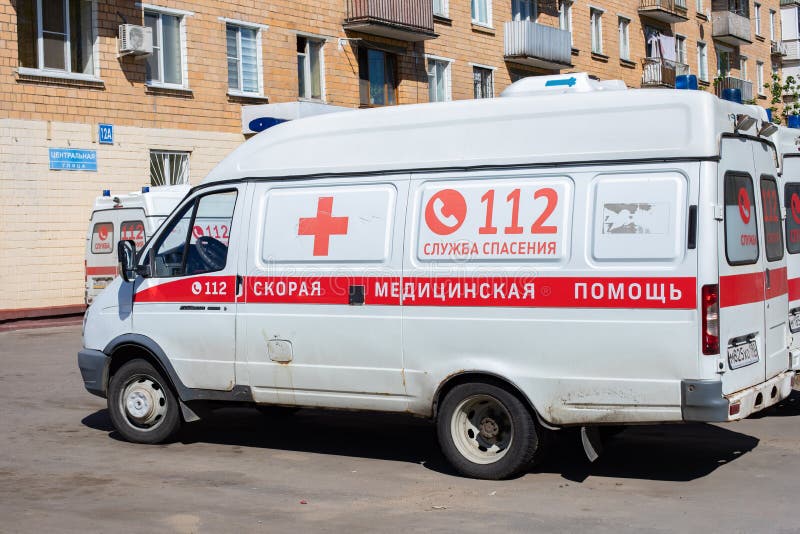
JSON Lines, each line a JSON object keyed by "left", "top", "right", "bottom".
{"left": 118, "top": 24, "right": 153, "bottom": 56}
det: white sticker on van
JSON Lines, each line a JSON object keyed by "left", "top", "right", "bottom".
{"left": 261, "top": 185, "right": 395, "bottom": 263}
{"left": 417, "top": 178, "right": 572, "bottom": 262}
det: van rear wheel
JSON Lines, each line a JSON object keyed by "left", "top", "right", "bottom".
{"left": 437, "top": 382, "right": 547, "bottom": 480}
{"left": 108, "top": 359, "right": 181, "bottom": 444}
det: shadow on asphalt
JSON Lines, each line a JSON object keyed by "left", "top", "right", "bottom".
{"left": 81, "top": 396, "right": 776, "bottom": 483}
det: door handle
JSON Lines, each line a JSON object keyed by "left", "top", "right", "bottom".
{"left": 765, "top": 268, "right": 771, "bottom": 289}
{"left": 179, "top": 305, "right": 206, "bottom": 311}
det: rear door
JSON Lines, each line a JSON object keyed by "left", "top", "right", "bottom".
{"left": 782, "top": 157, "right": 800, "bottom": 369}
{"left": 718, "top": 138, "right": 768, "bottom": 395}
{"left": 753, "top": 142, "right": 789, "bottom": 380}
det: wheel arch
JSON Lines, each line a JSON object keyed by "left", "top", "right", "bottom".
{"left": 104, "top": 334, "right": 187, "bottom": 399}
{"left": 432, "top": 371, "right": 556, "bottom": 429}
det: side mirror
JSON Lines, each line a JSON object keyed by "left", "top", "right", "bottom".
{"left": 117, "top": 240, "right": 137, "bottom": 282}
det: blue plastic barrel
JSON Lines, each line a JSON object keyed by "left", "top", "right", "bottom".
{"left": 675, "top": 75, "right": 698, "bottom": 90}
{"left": 788, "top": 115, "right": 800, "bottom": 129}
{"left": 721, "top": 88, "right": 742, "bottom": 104}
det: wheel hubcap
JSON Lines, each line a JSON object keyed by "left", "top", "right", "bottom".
{"left": 450, "top": 394, "right": 514, "bottom": 465}
{"left": 120, "top": 375, "right": 167, "bottom": 430}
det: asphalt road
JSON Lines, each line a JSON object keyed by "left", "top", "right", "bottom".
{"left": 1, "top": 325, "right": 800, "bottom": 533}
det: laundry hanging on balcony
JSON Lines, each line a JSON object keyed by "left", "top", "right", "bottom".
{"left": 646, "top": 29, "right": 676, "bottom": 62}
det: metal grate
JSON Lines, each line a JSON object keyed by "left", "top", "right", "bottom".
{"left": 150, "top": 150, "right": 190, "bottom": 186}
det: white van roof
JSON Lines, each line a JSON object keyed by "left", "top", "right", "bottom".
{"left": 92, "top": 185, "right": 190, "bottom": 216}
{"left": 203, "top": 74, "right": 770, "bottom": 184}
{"left": 774, "top": 125, "right": 800, "bottom": 158}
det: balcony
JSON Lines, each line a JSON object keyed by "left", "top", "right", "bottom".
{"left": 503, "top": 21, "right": 572, "bottom": 70}
{"left": 772, "top": 40, "right": 788, "bottom": 57}
{"left": 638, "top": 0, "right": 689, "bottom": 23}
{"left": 343, "top": 0, "right": 437, "bottom": 41}
{"left": 785, "top": 39, "right": 800, "bottom": 61}
{"left": 641, "top": 58, "right": 690, "bottom": 87}
{"left": 711, "top": 10, "right": 751, "bottom": 46}
{"left": 715, "top": 75, "right": 753, "bottom": 102}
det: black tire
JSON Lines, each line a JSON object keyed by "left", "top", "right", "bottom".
{"left": 437, "top": 382, "right": 549, "bottom": 480}
{"left": 107, "top": 359, "right": 181, "bottom": 444}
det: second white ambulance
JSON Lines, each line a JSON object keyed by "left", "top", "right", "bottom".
{"left": 79, "top": 74, "right": 795, "bottom": 479}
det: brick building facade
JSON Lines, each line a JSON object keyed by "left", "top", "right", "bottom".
{"left": 0, "top": 0, "right": 784, "bottom": 318}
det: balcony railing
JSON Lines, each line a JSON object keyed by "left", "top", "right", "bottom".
{"left": 711, "top": 10, "right": 752, "bottom": 45}
{"left": 638, "top": 0, "right": 689, "bottom": 23}
{"left": 772, "top": 40, "right": 788, "bottom": 56}
{"left": 641, "top": 58, "right": 690, "bottom": 87}
{"left": 715, "top": 76, "right": 753, "bottom": 102}
{"left": 785, "top": 39, "right": 800, "bottom": 61}
{"left": 343, "top": 0, "right": 437, "bottom": 41}
{"left": 503, "top": 21, "right": 572, "bottom": 70}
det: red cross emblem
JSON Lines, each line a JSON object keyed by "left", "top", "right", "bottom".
{"left": 298, "top": 197, "right": 349, "bottom": 256}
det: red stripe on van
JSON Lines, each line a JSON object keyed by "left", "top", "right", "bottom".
{"left": 766, "top": 267, "right": 788, "bottom": 301}
{"left": 719, "top": 267, "right": 788, "bottom": 308}
{"left": 789, "top": 276, "right": 800, "bottom": 302}
{"left": 243, "top": 276, "right": 697, "bottom": 309}
{"left": 86, "top": 266, "right": 118, "bottom": 276}
{"left": 719, "top": 271, "right": 764, "bottom": 308}
{"left": 134, "top": 276, "right": 237, "bottom": 303}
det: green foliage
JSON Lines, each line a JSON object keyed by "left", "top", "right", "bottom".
{"left": 764, "top": 73, "right": 800, "bottom": 125}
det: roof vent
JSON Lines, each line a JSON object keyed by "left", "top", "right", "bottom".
{"left": 501, "top": 73, "right": 627, "bottom": 98}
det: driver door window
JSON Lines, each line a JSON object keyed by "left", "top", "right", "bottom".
{"left": 152, "top": 190, "right": 237, "bottom": 277}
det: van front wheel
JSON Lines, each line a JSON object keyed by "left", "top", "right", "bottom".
{"left": 108, "top": 359, "right": 181, "bottom": 444}
{"left": 437, "top": 382, "right": 546, "bottom": 480}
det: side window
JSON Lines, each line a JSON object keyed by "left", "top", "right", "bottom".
{"left": 91, "top": 222, "right": 114, "bottom": 254}
{"left": 262, "top": 185, "right": 395, "bottom": 264}
{"left": 785, "top": 183, "right": 800, "bottom": 254}
{"left": 121, "top": 220, "right": 146, "bottom": 250}
{"left": 760, "top": 177, "right": 783, "bottom": 262}
{"left": 152, "top": 190, "right": 237, "bottom": 277}
{"left": 724, "top": 173, "right": 759, "bottom": 265}
{"left": 591, "top": 172, "right": 686, "bottom": 263}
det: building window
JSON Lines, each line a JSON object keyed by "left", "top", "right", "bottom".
{"left": 559, "top": 0, "right": 573, "bottom": 44}
{"left": 696, "top": 0, "right": 703, "bottom": 14}
{"left": 145, "top": 10, "right": 186, "bottom": 87}
{"left": 697, "top": 41, "right": 708, "bottom": 82}
{"left": 16, "top": 0, "right": 96, "bottom": 75}
{"left": 358, "top": 48, "right": 397, "bottom": 107}
{"left": 473, "top": 66, "right": 494, "bottom": 98}
{"left": 472, "top": 0, "right": 491, "bottom": 25}
{"left": 297, "top": 36, "right": 324, "bottom": 100}
{"left": 757, "top": 60, "right": 765, "bottom": 95}
{"left": 513, "top": 0, "right": 536, "bottom": 21}
{"left": 433, "top": 0, "right": 449, "bottom": 17}
{"left": 769, "top": 9, "right": 776, "bottom": 41}
{"left": 717, "top": 46, "right": 732, "bottom": 76}
{"left": 676, "top": 35, "right": 687, "bottom": 65}
{"left": 150, "top": 150, "right": 190, "bottom": 186}
{"left": 618, "top": 17, "right": 630, "bottom": 60}
{"left": 226, "top": 24, "right": 261, "bottom": 96}
{"left": 740, "top": 56, "right": 748, "bottom": 81}
{"left": 754, "top": 3, "right": 761, "bottom": 35}
{"left": 590, "top": 8, "right": 604, "bottom": 55}
{"left": 427, "top": 57, "right": 452, "bottom": 102}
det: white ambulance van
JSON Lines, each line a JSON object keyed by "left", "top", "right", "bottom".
{"left": 85, "top": 186, "right": 189, "bottom": 305}
{"left": 773, "top": 126, "right": 800, "bottom": 374}
{"left": 79, "top": 74, "right": 795, "bottom": 479}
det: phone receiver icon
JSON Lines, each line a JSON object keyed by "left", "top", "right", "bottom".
{"left": 433, "top": 198, "right": 460, "bottom": 228}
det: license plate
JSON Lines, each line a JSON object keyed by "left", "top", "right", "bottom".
{"left": 92, "top": 280, "right": 108, "bottom": 290}
{"left": 790, "top": 313, "right": 800, "bottom": 333}
{"left": 728, "top": 340, "right": 759, "bottom": 370}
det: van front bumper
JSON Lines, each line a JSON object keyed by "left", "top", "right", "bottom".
{"left": 682, "top": 372, "right": 794, "bottom": 422}
{"left": 78, "top": 349, "right": 109, "bottom": 398}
